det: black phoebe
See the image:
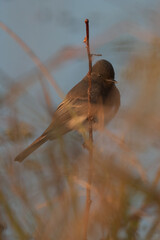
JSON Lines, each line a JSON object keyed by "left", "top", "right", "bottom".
{"left": 15, "top": 59, "right": 120, "bottom": 162}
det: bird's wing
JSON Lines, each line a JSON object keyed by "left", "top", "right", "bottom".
{"left": 42, "top": 75, "right": 103, "bottom": 139}
{"left": 42, "top": 97, "right": 90, "bottom": 139}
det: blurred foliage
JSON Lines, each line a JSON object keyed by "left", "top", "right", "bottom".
{"left": 1, "top": 18, "right": 160, "bottom": 240}
{"left": 5, "top": 121, "right": 34, "bottom": 142}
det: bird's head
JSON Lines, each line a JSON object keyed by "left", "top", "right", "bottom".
{"left": 92, "top": 59, "right": 116, "bottom": 83}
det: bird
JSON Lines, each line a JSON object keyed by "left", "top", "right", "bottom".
{"left": 15, "top": 59, "right": 120, "bottom": 162}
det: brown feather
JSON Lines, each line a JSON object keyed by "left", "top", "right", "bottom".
{"left": 15, "top": 135, "right": 48, "bottom": 162}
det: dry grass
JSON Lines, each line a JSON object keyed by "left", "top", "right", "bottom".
{"left": 0, "top": 21, "right": 160, "bottom": 240}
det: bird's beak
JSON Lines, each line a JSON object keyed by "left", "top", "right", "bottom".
{"left": 107, "top": 79, "right": 117, "bottom": 83}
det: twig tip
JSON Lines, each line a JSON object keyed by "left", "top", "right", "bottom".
{"left": 85, "top": 19, "right": 89, "bottom": 24}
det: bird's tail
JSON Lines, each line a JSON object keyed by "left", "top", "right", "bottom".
{"left": 14, "top": 135, "right": 48, "bottom": 162}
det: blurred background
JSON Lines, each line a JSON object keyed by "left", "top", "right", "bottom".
{"left": 1, "top": 0, "right": 160, "bottom": 239}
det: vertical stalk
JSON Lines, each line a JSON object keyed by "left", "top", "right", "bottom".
{"left": 83, "top": 18, "right": 93, "bottom": 240}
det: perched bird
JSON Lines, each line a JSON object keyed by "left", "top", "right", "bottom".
{"left": 15, "top": 59, "right": 120, "bottom": 162}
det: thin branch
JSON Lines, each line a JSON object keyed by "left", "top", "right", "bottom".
{"left": 83, "top": 18, "right": 93, "bottom": 240}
